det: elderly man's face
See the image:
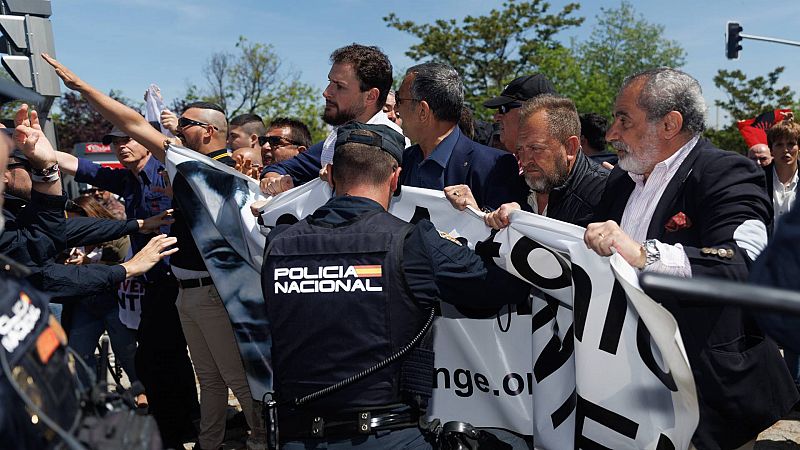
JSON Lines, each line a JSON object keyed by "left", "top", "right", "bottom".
{"left": 516, "top": 110, "right": 571, "bottom": 193}
{"left": 322, "top": 63, "right": 368, "bottom": 126}
{"left": 494, "top": 104, "right": 522, "bottom": 154}
{"left": 396, "top": 73, "right": 421, "bottom": 142}
{"left": 111, "top": 136, "right": 149, "bottom": 167}
{"left": 606, "top": 82, "right": 662, "bottom": 175}
{"left": 748, "top": 144, "right": 773, "bottom": 167}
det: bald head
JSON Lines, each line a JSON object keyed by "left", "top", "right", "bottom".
{"left": 748, "top": 143, "right": 772, "bottom": 167}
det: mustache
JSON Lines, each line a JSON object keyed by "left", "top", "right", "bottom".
{"left": 610, "top": 141, "right": 628, "bottom": 153}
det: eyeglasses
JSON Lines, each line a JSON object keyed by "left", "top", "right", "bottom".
{"left": 178, "top": 116, "right": 219, "bottom": 131}
{"left": 395, "top": 97, "right": 420, "bottom": 107}
{"left": 258, "top": 135, "right": 299, "bottom": 148}
{"left": 7, "top": 159, "right": 30, "bottom": 170}
{"left": 498, "top": 102, "right": 522, "bottom": 114}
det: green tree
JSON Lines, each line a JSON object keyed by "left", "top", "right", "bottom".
{"left": 184, "top": 36, "right": 326, "bottom": 141}
{"left": 51, "top": 90, "right": 140, "bottom": 151}
{"left": 384, "top": 0, "right": 584, "bottom": 117}
{"left": 560, "top": 0, "right": 686, "bottom": 116}
{"left": 705, "top": 67, "right": 797, "bottom": 154}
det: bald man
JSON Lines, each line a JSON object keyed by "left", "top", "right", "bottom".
{"left": 748, "top": 143, "right": 773, "bottom": 168}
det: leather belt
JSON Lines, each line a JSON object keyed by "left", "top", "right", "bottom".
{"left": 280, "top": 407, "right": 418, "bottom": 439}
{"left": 177, "top": 276, "right": 213, "bottom": 289}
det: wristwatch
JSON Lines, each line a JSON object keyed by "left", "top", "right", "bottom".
{"left": 643, "top": 239, "right": 661, "bottom": 267}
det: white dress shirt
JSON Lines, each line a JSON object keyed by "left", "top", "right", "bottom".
{"left": 620, "top": 135, "right": 699, "bottom": 277}
{"left": 772, "top": 166, "right": 798, "bottom": 229}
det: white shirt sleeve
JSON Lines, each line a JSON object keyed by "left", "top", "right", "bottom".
{"left": 642, "top": 241, "right": 692, "bottom": 278}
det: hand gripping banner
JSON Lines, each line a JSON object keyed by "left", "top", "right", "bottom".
{"left": 167, "top": 146, "right": 699, "bottom": 449}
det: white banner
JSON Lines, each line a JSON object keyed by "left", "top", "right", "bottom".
{"left": 167, "top": 147, "right": 699, "bottom": 449}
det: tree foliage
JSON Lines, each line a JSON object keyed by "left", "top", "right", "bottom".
{"left": 51, "top": 90, "right": 139, "bottom": 151}
{"left": 705, "top": 67, "right": 797, "bottom": 154}
{"left": 384, "top": 0, "right": 583, "bottom": 116}
{"left": 183, "top": 36, "right": 327, "bottom": 142}
{"left": 558, "top": 1, "right": 686, "bottom": 116}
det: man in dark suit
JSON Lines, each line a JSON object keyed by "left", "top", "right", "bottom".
{"left": 395, "top": 62, "right": 522, "bottom": 210}
{"left": 583, "top": 68, "right": 797, "bottom": 450}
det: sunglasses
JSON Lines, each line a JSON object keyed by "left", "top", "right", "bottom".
{"left": 8, "top": 159, "right": 30, "bottom": 170}
{"left": 258, "top": 135, "right": 298, "bottom": 148}
{"left": 498, "top": 102, "right": 522, "bottom": 114}
{"left": 178, "top": 116, "right": 218, "bottom": 131}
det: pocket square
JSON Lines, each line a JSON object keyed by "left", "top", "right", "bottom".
{"left": 665, "top": 212, "right": 692, "bottom": 232}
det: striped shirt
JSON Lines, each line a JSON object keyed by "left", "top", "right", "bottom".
{"left": 621, "top": 135, "right": 699, "bottom": 277}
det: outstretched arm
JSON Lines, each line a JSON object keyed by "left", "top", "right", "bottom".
{"left": 42, "top": 53, "right": 171, "bottom": 162}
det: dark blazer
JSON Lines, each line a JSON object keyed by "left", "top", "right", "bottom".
{"left": 399, "top": 132, "right": 524, "bottom": 210}
{"left": 595, "top": 138, "right": 798, "bottom": 450}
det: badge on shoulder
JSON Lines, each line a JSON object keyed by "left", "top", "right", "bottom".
{"left": 438, "top": 230, "right": 462, "bottom": 246}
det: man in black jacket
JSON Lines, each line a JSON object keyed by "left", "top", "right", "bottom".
{"left": 584, "top": 67, "right": 795, "bottom": 450}
{"left": 456, "top": 95, "right": 608, "bottom": 229}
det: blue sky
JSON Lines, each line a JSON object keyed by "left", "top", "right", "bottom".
{"left": 47, "top": 0, "right": 800, "bottom": 127}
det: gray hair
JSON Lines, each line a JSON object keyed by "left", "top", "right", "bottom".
{"left": 518, "top": 94, "right": 580, "bottom": 145}
{"left": 406, "top": 62, "right": 464, "bottom": 123}
{"left": 620, "top": 68, "right": 706, "bottom": 135}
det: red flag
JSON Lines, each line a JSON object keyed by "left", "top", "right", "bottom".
{"left": 737, "top": 109, "right": 793, "bottom": 147}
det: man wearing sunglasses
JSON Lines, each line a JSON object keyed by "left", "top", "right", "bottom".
{"left": 259, "top": 117, "right": 312, "bottom": 166}
{"left": 484, "top": 74, "right": 557, "bottom": 156}
{"left": 43, "top": 54, "right": 267, "bottom": 449}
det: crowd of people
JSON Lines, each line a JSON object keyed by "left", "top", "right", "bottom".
{"left": 1, "top": 40, "right": 799, "bottom": 450}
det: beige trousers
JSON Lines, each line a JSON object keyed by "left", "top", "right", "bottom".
{"left": 176, "top": 284, "right": 262, "bottom": 449}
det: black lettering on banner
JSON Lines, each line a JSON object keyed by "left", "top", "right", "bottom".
{"left": 572, "top": 264, "right": 592, "bottom": 342}
{"left": 502, "top": 372, "right": 525, "bottom": 396}
{"left": 434, "top": 367, "right": 451, "bottom": 389}
{"left": 550, "top": 388, "right": 577, "bottom": 429}
{"left": 636, "top": 318, "right": 678, "bottom": 392}
{"left": 532, "top": 295, "right": 560, "bottom": 333}
{"left": 509, "top": 237, "right": 572, "bottom": 290}
{"left": 576, "top": 395, "right": 638, "bottom": 449}
{"left": 409, "top": 206, "right": 431, "bottom": 225}
{"left": 474, "top": 372, "right": 490, "bottom": 393}
{"left": 533, "top": 324, "right": 574, "bottom": 382}
{"left": 453, "top": 368, "right": 474, "bottom": 397}
{"left": 598, "top": 280, "right": 627, "bottom": 355}
{"left": 656, "top": 433, "right": 676, "bottom": 450}
{"left": 474, "top": 229, "right": 501, "bottom": 259}
{"left": 275, "top": 213, "right": 299, "bottom": 226}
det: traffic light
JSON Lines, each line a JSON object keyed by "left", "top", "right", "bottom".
{"left": 726, "top": 21, "right": 743, "bottom": 60}
{"left": 0, "top": 0, "right": 59, "bottom": 99}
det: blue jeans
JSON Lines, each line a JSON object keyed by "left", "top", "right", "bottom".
{"left": 281, "top": 427, "right": 433, "bottom": 449}
{"left": 68, "top": 298, "right": 138, "bottom": 386}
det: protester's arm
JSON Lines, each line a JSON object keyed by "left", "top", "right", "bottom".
{"left": 260, "top": 141, "right": 324, "bottom": 194}
{"left": 71, "top": 157, "right": 128, "bottom": 195}
{"left": 42, "top": 54, "right": 170, "bottom": 162}
{"left": 403, "top": 220, "right": 530, "bottom": 309}
{"left": 32, "top": 262, "right": 128, "bottom": 297}
{"left": 66, "top": 210, "right": 174, "bottom": 248}
{"left": 14, "top": 105, "right": 61, "bottom": 197}
{"left": 444, "top": 184, "right": 479, "bottom": 211}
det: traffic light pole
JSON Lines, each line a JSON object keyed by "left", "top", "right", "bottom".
{"left": 739, "top": 33, "right": 800, "bottom": 48}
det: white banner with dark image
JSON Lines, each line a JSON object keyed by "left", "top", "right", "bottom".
{"left": 167, "top": 146, "right": 699, "bottom": 449}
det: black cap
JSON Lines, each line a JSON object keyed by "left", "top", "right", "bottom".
{"left": 335, "top": 122, "right": 405, "bottom": 164}
{"left": 483, "top": 74, "right": 557, "bottom": 108}
{"left": 102, "top": 125, "right": 129, "bottom": 145}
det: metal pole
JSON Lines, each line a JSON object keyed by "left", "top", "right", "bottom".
{"left": 740, "top": 33, "right": 800, "bottom": 48}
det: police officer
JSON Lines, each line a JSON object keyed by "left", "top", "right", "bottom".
{"left": 261, "top": 123, "right": 529, "bottom": 449}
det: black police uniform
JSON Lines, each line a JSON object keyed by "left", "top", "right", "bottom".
{"left": 262, "top": 195, "right": 529, "bottom": 449}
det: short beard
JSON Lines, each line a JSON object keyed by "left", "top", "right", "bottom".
{"left": 612, "top": 137, "right": 659, "bottom": 176}
{"left": 524, "top": 157, "right": 570, "bottom": 193}
{"left": 322, "top": 103, "right": 366, "bottom": 126}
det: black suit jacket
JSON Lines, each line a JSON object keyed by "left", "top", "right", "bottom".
{"left": 595, "top": 138, "right": 798, "bottom": 450}
{"left": 399, "top": 132, "right": 525, "bottom": 210}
